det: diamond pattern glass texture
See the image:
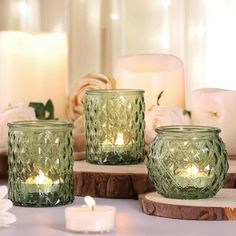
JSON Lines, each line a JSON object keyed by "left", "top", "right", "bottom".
{"left": 147, "top": 126, "right": 228, "bottom": 199}
{"left": 85, "top": 89, "right": 145, "bottom": 165}
{"left": 8, "top": 121, "right": 74, "bottom": 207}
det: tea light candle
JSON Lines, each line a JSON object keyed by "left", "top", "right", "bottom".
{"left": 175, "top": 164, "right": 210, "bottom": 188}
{"left": 65, "top": 196, "right": 116, "bottom": 233}
{"left": 102, "top": 132, "right": 128, "bottom": 153}
{"left": 23, "top": 170, "right": 60, "bottom": 194}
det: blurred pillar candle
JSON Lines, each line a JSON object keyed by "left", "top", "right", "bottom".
{"left": 191, "top": 88, "right": 236, "bottom": 157}
{"left": 115, "top": 54, "right": 185, "bottom": 109}
{"left": 0, "top": 31, "right": 67, "bottom": 120}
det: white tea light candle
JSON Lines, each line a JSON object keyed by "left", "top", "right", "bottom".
{"left": 65, "top": 196, "right": 116, "bottom": 233}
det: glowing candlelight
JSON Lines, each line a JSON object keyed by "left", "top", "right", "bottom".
{"left": 175, "top": 164, "right": 207, "bottom": 178}
{"left": 102, "top": 132, "right": 126, "bottom": 152}
{"left": 114, "top": 133, "right": 125, "bottom": 145}
{"left": 84, "top": 196, "right": 95, "bottom": 211}
{"left": 175, "top": 164, "right": 209, "bottom": 188}
{"left": 186, "top": 164, "right": 200, "bottom": 178}
{"left": 25, "top": 170, "right": 53, "bottom": 185}
{"left": 28, "top": 170, "right": 51, "bottom": 184}
{"left": 103, "top": 138, "right": 112, "bottom": 145}
{"left": 23, "top": 170, "right": 60, "bottom": 195}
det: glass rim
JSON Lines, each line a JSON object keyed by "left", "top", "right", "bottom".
{"left": 7, "top": 120, "right": 73, "bottom": 129}
{"left": 155, "top": 125, "right": 221, "bottom": 134}
{"left": 86, "top": 89, "right": 145, "bottom": 95}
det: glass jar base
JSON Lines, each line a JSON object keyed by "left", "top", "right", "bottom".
{"left": 11, "top": 197, "right": 74, "bottom": 207}
{"left": 87, "top": 153, "right": 144, "bottom": 165}
{"left": 157, "top": 188, "right": 217, "bottom": 200}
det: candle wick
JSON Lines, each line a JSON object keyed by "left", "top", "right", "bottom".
{"left": 92, "top": 205, "right": 95, "bottom": 212}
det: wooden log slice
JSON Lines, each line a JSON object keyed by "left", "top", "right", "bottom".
{"left": 0, "top": 153, "right": 8, "bottom": 179}
{"left": 73, "top": 161, "right": 154, "bottom": 198}
{"left": 74, "top": 152, "right": 86, "bottom": 161}
{"left": 139, "top": 189, "right": 236, "bottom": 220}
{"left": 223, "top": 160, "right": 236, "bottom": 188}
{"left": 229, "top": 154, "right": 236, "bottom": 160}
{"left": 73, "top": 160, "right": 236, "bottom": 198}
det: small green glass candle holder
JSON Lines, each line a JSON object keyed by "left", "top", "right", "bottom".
{"left": 8, "top": 121, "right": 74, "bottom": 207}
{"left": 147, "top": 125, "right": 229, "bottom": 199}
{"left": 85, "top": 89, "right": 145, "bottom": 165}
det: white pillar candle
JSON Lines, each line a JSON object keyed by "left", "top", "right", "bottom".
{"left": 115, "top": 54, "right": 185, "bottom": 109}
{"left": 191, "top": 88, "right": 236, "bottom": 157}
{"left": 65, "top": 196, "right": 116, "bottom": 233}
{"left": 0, "top": 31, "right": 68, "bottom": 120}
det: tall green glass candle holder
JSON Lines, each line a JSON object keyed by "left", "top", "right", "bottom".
{"left": 147, "top": 126, "right": 229, "bottom": 199}
{"left": 8, "top": 121, "right": 74, "bottom": 207}
{"left": 85, "top": 89, "right": 145, "bottom": 165}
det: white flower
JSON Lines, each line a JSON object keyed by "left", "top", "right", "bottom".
{"left": 0, "top": 104, "right": 36, "bottom": 154}
{"left": 0, "top": 186, "right": 16, "bottom": 228}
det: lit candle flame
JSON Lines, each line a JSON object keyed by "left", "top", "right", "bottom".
{"left": 115, "top": 133, "right": 124, "bottom": 145}
{"left": 25, "top": 170, "right": 53, "bottom": 185}
{"left": 84, "top": 196, "right": 96, "bottom": 211}
{"left": 35, "top": 170, "right": 51, "bottom": 184}
{"left": 186, "top": 164, "right": 199, "bottom": 178}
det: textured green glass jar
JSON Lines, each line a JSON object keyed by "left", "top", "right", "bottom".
{"left": 147, "top": 126, "right": 229, "bottom": 199}
{"left": 85, "top": 89, "right": 145, "bottom": 165}
{"left": 8, "top": 121, "right": 74, "bottom": 207}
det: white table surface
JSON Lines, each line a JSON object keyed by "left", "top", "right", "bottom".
{"left": 1, "top": 194, "right": 236, "bottom": 236}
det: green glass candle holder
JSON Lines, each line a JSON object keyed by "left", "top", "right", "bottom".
{"left": 8, "top": 121, "right": 74, "bottom": 207}
{"left": 85, "top": 89, "right": 145, "bottom": 165}
{"left": 147, "top": 126, "right": 229, "bottom": 199}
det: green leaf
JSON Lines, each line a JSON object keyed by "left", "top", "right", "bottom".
{"left": 29, "top": 99, "right": 56, "bottom": 120}
{"left": 29, "top": 102, "right": 45, "bottom": 120}
{"left": 44, "top": 99, "right": 54, "bottom": 120}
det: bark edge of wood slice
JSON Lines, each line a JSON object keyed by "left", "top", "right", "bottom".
{"left": 139, "top": 189, "right": 236, "bottom": 221}
{"left": 73, "top": 160, "right": 236, "bottom": 198}
{"left": 73, "top": 160, "right": 154, "bottom": 198}
{"left": 0, "top": 153, "right": 8, "bottom": 179}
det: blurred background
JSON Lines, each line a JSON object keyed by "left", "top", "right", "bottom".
{"left": 70, "top": 0, "right": 236, "bottom": 107}
{"left": 1, "top": 0, "right": 236, "bottom": 107}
